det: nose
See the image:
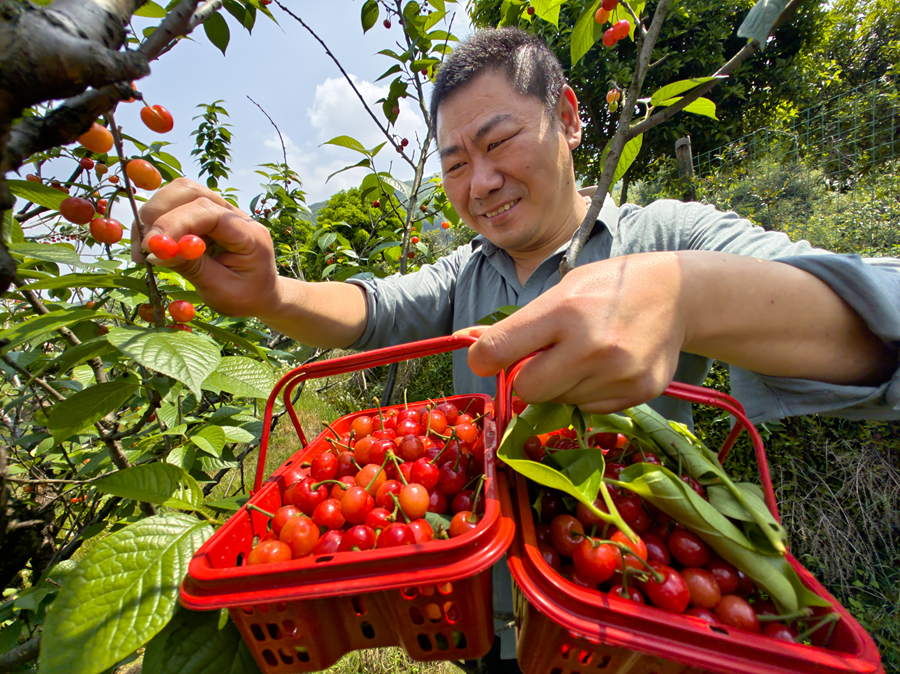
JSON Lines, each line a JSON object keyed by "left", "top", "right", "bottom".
{"left": 469, "top": 156, "right": 504, "bottom": 203}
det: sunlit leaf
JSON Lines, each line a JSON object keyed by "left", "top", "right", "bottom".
{"left": 94, "top": 463, "right": 203, "bottom": 510}
{"left": 571, "top": 0, "right": 604, "bottom": 66}
{"left": 47, "top": 381, "right": 138, "bottom": 441}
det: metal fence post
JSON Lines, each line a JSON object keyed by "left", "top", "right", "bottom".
{"left": 675, "top": 136, "right": 696, "bottom": 201}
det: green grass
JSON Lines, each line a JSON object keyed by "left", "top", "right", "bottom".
{"left": 320, "top": 648, "right": 466, "bottom": 674}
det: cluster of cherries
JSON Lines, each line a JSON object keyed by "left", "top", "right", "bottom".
{"left": 593, "top": 0, "right": 632, "bottom": 47}
{"left": 246, "top": 400, "right": 487, "bottom": 566}
{"left": 41, "top": 101, "right": 174, "bottom": 246}
{"left": 525, "top": 430, "right": 802, "bottom": 642}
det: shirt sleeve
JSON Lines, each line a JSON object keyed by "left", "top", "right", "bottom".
{"left": 346, "top": 242, "right": 473, "bottom": 350}
{"left": 683, "top": 201, "right": 900, "bottom": 423}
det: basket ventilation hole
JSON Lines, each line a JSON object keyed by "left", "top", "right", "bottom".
{"left": 274, "top": 602, "right": 287, "bottom": 612}
{"left": 361, "top": 622, "right": 376, "bottom": 639}
{"left": 258, "top": 604, "right": 271, "bottom": 615}
{"left": 294, "top": 647, "right": 310, "bottom": 663}
{"left": 578, "top": 650, "right": 592, "bottom": 665}
{"left": 282, "top": 620, "right": 297, "bottom": 637}
{"left": 451, "top": 631, "right": 467, "bottom": 649}
{"left": 240, "top": 606, "right": 255, "bottom": 616}
{"left": 417, "top": 634, "right": 433, "bottom": 652}
{"left": 250, "top": 624, "right": 266, "bottom": 642}
{"left": 266, "top": 623, "right": 281, "bottom": 640}
{"left": 437, "top": 582, "right": 453, "bottom": 595}
{"left": 710, "top": 625, "right": 729, "bottom": 636}
{"left": 425, "top": 603, "right": 443, "bottom": 623}
{"left": 435, "top": 633, "right": 450, "bottom": 651}
{"left": 278, "top": 648, "right": 294, "bottom": 665}
{"left": 419, "top": 585, "right": 436, "bottom": 597}
{"left": 401, "top": 586, "right": 418, "bottom": 599}
{"left": 409, "top": 607, "right": 425, "bottom": 625}
{"left": 262, "top": 650, "right": 278, "bottom": 667}
{"left": 560, "top": 643, "right": 573, "bottom": 659}
{"left": 596, "top": 655, "right": 612, "bottom": 668}
{"left": 315, "top": 555, "right": 334, "bottom": 563}
{"left": 351, "top": 596, "right": 367, "bottom": 616}
{"left": 235, "top": 552, "right": 245, "bottom": 567}
{"left": 550, "top": 669, "right": 563, "bottom": 674}
{"left": 443, "top": 601, "right": 460, "bottom": 623}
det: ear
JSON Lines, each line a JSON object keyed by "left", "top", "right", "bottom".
{"left": 557, "top": 84, "right": 582, "bottom": 151}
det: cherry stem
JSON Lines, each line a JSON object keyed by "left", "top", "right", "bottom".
{"left": 390, "top": 492, "right": 411, "bottom": 523}
{"left": 387, "top": 453, "right": 408, "bottom": 485}
{"left": 757, "top": 608, "right": 814, "bottom": 623}
{"left": 403, "top": 388, "right": 408, "bottom": 410}
{"left": 430, "top": 428, "right": 458, "bottom": 466}
{"left": 312, "top": 479, "right": 349, "bottom": 491}
{"left": 794, "top": 613, "right": 840, "bottom": 644}
{"left": 461, "top": 398, "right": 476, "bottom": 414}
{"left": 323, "top": 422, "right": 342, "bottom": 440}
{"left": 371, "top": 395, "right": 386, "bottom": 428}
{"left": 364, "top": 454, "right": 391, "bottom": 492}
{"left": 469, "top": 475, "right": 485, "bottom": 523}
{"left": 246, "top": 503, "right": 275, "bottom": 519}
{"left": 326, "top": 437, "right": 351, "bottom": 453}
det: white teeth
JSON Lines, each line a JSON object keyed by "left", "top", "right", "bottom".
{"left": 484, "top": 200, "right": 517, "bottom": 218}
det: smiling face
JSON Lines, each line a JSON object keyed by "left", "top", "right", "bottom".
{"left": 436, "top": 70, "right": 586, "bottom": 263}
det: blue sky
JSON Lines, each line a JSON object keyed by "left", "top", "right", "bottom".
{"left": 123, "top": 0, "right": 473, "bottom": 207}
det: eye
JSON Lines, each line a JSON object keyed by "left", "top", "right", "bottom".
{"left": 488, "top": 138, "right": 506, "bottom": 151}
{"left": 445, "top": 161, "right": 464, "bottom": 173}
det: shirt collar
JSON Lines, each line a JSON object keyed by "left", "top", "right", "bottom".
{"left": 474, "top": 193, "right": 619, "bottom": 257}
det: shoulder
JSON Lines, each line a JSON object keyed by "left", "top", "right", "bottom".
{"left": 613, "top": 199, "right": 701, "bottom": 254}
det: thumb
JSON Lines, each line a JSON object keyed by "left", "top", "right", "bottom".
{"left": 467, "top": 304, "right": 556, "bottom": 377}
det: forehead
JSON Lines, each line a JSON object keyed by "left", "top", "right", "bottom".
{"left": 435, "top": 71, "right": 545, "bottom": 150}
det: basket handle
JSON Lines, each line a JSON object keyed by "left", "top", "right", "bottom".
{"left": 500, "top": 356, "right": 780, "bottom": 522}
{"left": 253, "top": 335, "right": 479, "bottom": 493}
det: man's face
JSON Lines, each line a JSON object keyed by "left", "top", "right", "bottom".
{"left": 436, "top": 71, "right": 582, "bottom": 255}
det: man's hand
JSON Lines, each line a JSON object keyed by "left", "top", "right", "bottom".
{"left": 131, "top": 178, "right": 281, "bottom": 319}
{"left": 467, "top": 253, "right": 689, "bottom": 414}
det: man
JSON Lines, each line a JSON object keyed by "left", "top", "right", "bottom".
{"left": 133, "top": 26, "right": 898, "bottom": 671}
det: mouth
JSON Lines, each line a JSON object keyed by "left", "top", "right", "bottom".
{"left": 482, "top": 199, "right": 519, "bottom": 219}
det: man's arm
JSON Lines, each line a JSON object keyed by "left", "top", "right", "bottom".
{"left": 467, "top": 250, "right": 898, "bottom": 414}
{"left": 131, "top": 178, "right": 368, "bottom": 349}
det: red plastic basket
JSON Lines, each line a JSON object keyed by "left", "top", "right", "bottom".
{"left": 500, "top": 366, "right": 884, "bottom": 674}
{"left": 180, "top": 336, "right": 516, "bottom": 673}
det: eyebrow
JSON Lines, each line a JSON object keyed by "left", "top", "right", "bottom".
{"left": 438, "top": 113, "right": 514, "bottom": 160}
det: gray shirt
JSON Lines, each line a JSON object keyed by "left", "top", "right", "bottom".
{"left": 349, "top": 197, "right": 900, "bottom": 424}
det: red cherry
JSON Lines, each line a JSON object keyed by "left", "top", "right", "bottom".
{"left": 60, "top": 197, "right": 95, "bottom": 225}
{"left": 613, "top": 19, "right": 631, "bottom": 40}
{"left": 178, "top": 234, "right": 206, "bottom": 260}
{"left": 602, "top": 27, "right": 617, "bottom": 47}
{"left": 376, "top": 522, "right": 415, "bottom": 548}
{"left": 441, "top": 221, "right": 450, "bottom": 229}
{"left": 79, "top": 157, "right": 95, "bottom": 170}
{"left": 140, "top": 104, "right": 174, "bottom": 133}
{"left": 168, "top": 300, "right": 195, "bottom": 323}
{"left": 126, "top": 159, "right": 162, "bottom": 191}
{"left": 383, "top": 19, "right": 391, "bottom": 28}
{"left": 89, "top": 217, "right": 123, "bottom": 245}
{"left": 147, "top": 234, "right": 179, "bottom": 260}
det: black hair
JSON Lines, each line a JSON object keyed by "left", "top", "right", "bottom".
{"left": 429, "top": 27, "right": 567, "bottom": 130}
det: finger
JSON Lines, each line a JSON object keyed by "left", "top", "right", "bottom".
{"left": 140, "top": 201, "right": 266, "bottom": 264}
{"left": 467, "top": 292, "right": 566, "bottom": 377}
{"left": 453, "top": 325, "right": 490, "bottom": 339}
{"left": 139, "top": 178, "right": 243, "bottom": 228}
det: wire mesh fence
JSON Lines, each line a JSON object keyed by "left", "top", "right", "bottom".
{"left": 692, "top": 78, "right": 899, "bottom": 257}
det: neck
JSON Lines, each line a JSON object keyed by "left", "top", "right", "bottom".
{"left": 510, "top": 190, "right": 589, "bottom": 285}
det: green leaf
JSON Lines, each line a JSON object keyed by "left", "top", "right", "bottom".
{"left": 737, "top": 0, "right": 787, "bottom": 50}
{"left": 361, "top": 0, "right": 379, "bottom": 32}
{"left": 600, "top": 134, "right": 643, "bottom": 189}
{"left": 107, "top": 327, "right": 221, "bottom": 401}
{"left": 650, "top": 77, "right": 724, "bottom": 107}
{"left": 0, "top": 620, "right": 23, "bottom": 653}
{"left": 9, "top": 242, "right": 95, "bottom": 271}
{"left": 0, "top": 308, "right": 100, "bottom": 354}
{"left": 367, "top": 240, "right": 402, "bottom": 258}
{"left": 375, "top": 64, "right": 403, "bottom": 82}
{"left": 425, "top": 510, "right": 453, "bottom": 536}
{"left": 655, "top": 96, "right": 719, "bottom": 120}
{"left": 205, "top": 494, "right": 250, "bottom": 512}
{"left": 94, "top": 463, "right": 204, "bottom": 510}
{"left": 144, "top": 607, "right": 262, "bottom": 674}
{"left": 155, "top": 151, "right": 183, "bottom": 172}
{"left": 134, "top": 0, "right": 167, "bottom": 17}
{"left": 325, "top": 158, "right": 371, "bottom": 184}
{"left": 570, "top": 0, "right": 604, "bottom": 67}
{"left": 476, "top": 305, "right": 520, "bottom": 326}
{"left": 39, "top": 513, "right": 214, "bottom": 674}
{"left": 3, "top": 209, "right": 24, "bottom": 245}
{"left": 17, "top": 273, "right": 150, "bottom": 295}
{"left": 322, "top": 135, "right": 369, "bottom": 155}
{"left": 531, "top": 0, "right": 566, "bottom": 27}
{"left": 166, "top": 444, "right": 196, "bottom": 472}
{"left": 190, "top": 425, "right": 226, "bottom": 457}
{"left": 203, "top": 10, "right": 231, "bottom": 55}
{"left": 46, "top": 381, "right": 138, "bottom": 441}
{"left": 189, "top": 320, "right": 269, "bottom": 360}
{"left": 202, "top": 356, "right": 275, "bottom": 400}
{"left": 6, "top": 179, "right": 66, "bottom": 211}
{"left": 219, "top": 425, "right": 256, "bottom": 443}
